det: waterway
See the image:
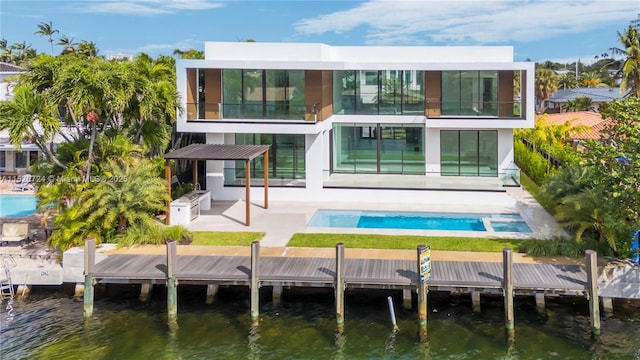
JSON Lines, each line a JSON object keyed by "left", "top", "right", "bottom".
{"left": 1, "top": 286, "right": 639, "bottom": 359}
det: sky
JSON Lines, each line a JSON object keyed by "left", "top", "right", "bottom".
{"left": 0, "top": 0, "right": 638, "bottom": 64}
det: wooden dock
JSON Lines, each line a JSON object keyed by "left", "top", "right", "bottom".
{"left": 91, "top": 253, "right": 587, "bottom": 295}
{"left": 80, "top": 240, "right": 605, "bottom": 337}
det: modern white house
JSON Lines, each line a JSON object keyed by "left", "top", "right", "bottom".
{"left": 174, "top": 42, "right": 535, "bottom": 203}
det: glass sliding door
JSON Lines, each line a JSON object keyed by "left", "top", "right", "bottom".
{"left": 459, "top": 130, "right": 479, "bottom": 176}
{"left": 440, "top": 130, "right": 497, "bottom": 176}
{"left": 354, "top": 123, "right": 378, "bottom": 173}
{"left": 379, "top": 125, "right": 404, "bottom": 173}
{"left": 440, "top": 130, "right": 460, "bottom": 176}
{"left": 478, "top": 130, "right": 498, "bottom": 176}
{"left": 333, "top": 123, "right": 425, "bottom": 174}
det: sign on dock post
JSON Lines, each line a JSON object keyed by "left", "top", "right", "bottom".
{"left": 83, "top": 238, "right": 96, "bottom": 318}
{"left": 417, "top": 245, "right": 430, "bottom": 339}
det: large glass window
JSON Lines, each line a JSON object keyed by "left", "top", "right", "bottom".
{"left": 222, "top": 69, "right": 305, "bottom": 120}
{"left": 440, "top": 130, "right": 497, "bottom": 176}
{"left": 234, "top": 134, "right": 305, "bottom": 183}
{"left": 441, "top": 71, "right": 497, "bottom": 116}
{"left": 332, "top": 123, "right": 425, "bottom": 174}
{"left": 333, "top": 70, "right": 424, "bottom": 115}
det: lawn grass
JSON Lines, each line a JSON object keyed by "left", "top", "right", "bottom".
{"left": 191, "top": 231, "right": 265, "bottom": 246}
{"left": 288, "top": 233, "right": 523, "bottom": 252}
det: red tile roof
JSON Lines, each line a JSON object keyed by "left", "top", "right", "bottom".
{"left": 537, "top": 111, "right": 611, "bottom": 140}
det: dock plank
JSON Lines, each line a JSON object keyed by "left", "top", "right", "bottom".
{"left": 91, "top": 253, "right": 589, "bottom": 294}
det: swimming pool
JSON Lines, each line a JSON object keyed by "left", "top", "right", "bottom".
{"left": 0, "top": 195, "right": 37, "bottom": 218}
{"left": 307, "top": 209, "right": 532, "bottom": 233}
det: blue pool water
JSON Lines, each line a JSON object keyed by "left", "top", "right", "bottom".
{"left": 0, "top": 195, "right": 37, "bottom": 217}
{"left": 307, "top": 210, "right": 532, "bottom": 232}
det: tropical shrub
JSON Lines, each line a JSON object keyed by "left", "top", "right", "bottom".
{"left": 115, "top": 223, "right": 193, "bottom": 247}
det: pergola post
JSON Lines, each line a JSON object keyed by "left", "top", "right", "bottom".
{"left": 263, "top": 150, "right": 269, "bottom": 209}
{"left": 245, "top": 159, "right": 251, "bottom": 226}
{"left": 193, "top": 159, "right": 198, "bottom": 189}
{"left": 165, "top": 159, "right": 171, "bottom": 225}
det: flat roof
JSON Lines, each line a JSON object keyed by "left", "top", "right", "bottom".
{"left": 164, "top": 144, "right": 270, "bottom": 161}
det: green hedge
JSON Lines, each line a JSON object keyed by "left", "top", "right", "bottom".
{"left": 514, "top": 141, "right": 555, "bottom": 185}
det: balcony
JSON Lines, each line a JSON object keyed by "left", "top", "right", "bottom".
{"left": 186, "top": 102, "right": 314, "bottom": 121}
{"left": 426, "top": 101, "right": 525, "bottom": 119}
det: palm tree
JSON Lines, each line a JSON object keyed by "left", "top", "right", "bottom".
{"left": 0, "top": 84, "right": 67, "bottom": 169}
{"left": 579, "top": 71, "right": 608, "bottom": 88}
{"left": 77, "top": 40, "right": 98, "bottom": 58}
{"left": 535, "top": 67, "right": 558, "bottom": 110}
{"left": 554, "top": 188, "right": 619, "bottom": 253}
{"left": 557, "top": 72, "right": 578, "bottom": 89}
{"left": 563, "top": 96, "right": 593, "bottom": 112}
{"left": 172, "top": 48, "right": 204, "bottom": 59}
{"left": 0, "top": 39, "right": 12, "bottom": 63}
{"left": 57, "top": 36, "right": 77, "bottom": 55}
{"left": 34, "top": 21, "right": 59, "bottom": 55}
{"left": 610, "top": 25, "right": 640, "bottom": 97}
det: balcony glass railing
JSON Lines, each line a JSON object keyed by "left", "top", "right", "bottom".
{"left": 425, "top": 101, "right": 525, "bottom": 118}
{"left": 186, "top": 103, "right": 221, "bottom": 120}
{"left": 186, "top": 102, "right": 314, "bottom": 121}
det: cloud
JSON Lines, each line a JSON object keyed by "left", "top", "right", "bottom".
{"left": 295, "top": 0, "right": 639, "bottom": 45}
{"left": 77, "top": 0, "right": 223, "bottom": 15}
{"left": 108, "top": 38, "right": 202, "bottom": 56}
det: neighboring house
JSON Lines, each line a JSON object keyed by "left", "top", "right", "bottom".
{"left": 545, "top": 87, "right": 630, "bottom": 112}
{"left": 175, "top": 42, "right": 535, "bottom": 201}
{"left": 538, "top": 111, "right": 611, "bottom": 149}
{"left": 0, "top": 62, "right": 24, "bottom": 101}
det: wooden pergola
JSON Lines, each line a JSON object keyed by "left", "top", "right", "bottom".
{"left": 164, "top": 144, "right": 271, "bottom": 226}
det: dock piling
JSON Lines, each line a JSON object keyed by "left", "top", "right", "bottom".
{"left": 167, "top": 241, "right": 178, "bottom": 325}
{"left": 83, "top": 238, "right": 96, "bottom": 318}
{"left": 250, "top": 241, "right": 260, "bottom": 325}
{"left": 272, "top": 285, "right": 283, "bottom": 304}
{"left": 205, "top": 284, "right": 219, "bottom": 305}
{"left": 471, "top": 291, "right": 481, "bottom": 313}
{"left": 139, "top": 281, "right": 152, "bottom": 302}
{"left": 503, "top": 248, "right": 514, "bottom": 332}
{"left": 387, "top": 295, "right": 399, "bottom": 332}
{"left": 534, "top": 292, "right": 546, "bottom": 314}
{"left": 417, "top": 245, "right": 428, "bottom": 339}
{"left": 586, "top": 250, "right": 601, "bottom": 336}
{"left": 335, "top": 243, "right": 345, "bottom": 333}
{"left": 402, "top": 287, "right": 412, "bottom": 309}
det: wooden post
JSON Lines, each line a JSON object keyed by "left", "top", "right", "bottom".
{"left": 471, "top": 291, "right": 481, "bottom": 313}
{"left": 139, "top": 281, "right": 152, "bottom": 302}
{"left": 16, "top": 285, "right": 31, "bottom": 299}
{"left": 534, "top": 292, "right": 546, "bottom": 314}
{"left": 250, "top": 241, "right": 260, "bottom": 324}
{"left": 83, "top": 238, "right": 96, "bottom": 318}
{"left": 335, "top": 243, "right": 345, "bottom": 333}
{"left": 272, "top": 285, "right": 283, "bottom": 304}
{"left": 193, "top": 159, "right": 198, "bottom": 189}
{"left": 402, "top": 287, "right": 412, "bottom": 309}
{"left": 205, "top": 284, "right": 219, "bottom": 305}
{"left": 602, "top": 297, "right": 614, "bottom": 317}
{"left": 167, "top": 241, "right": 178, "bottom": 325}
{"left": 245, "top": 159, "right": 251, "bottom": 226}
{"left": 165, "top": 160, "right": 171, "bottom": 225}
{"left": 503, "top": 248, "right": 514, "bottom": 332}
{"left": 263, "top": 150, "right": 269, "bottom": 209}
{"left": 417, "top": 245, "right": 428, "bottom": 339}
{"left": 586, "top": 250, "right": 601, "bottom": 336}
